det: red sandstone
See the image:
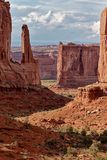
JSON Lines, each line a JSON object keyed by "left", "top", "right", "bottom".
{"left": 57, "top": 43, "right": 99, "bottom": 87}
{"left": 0, "top": 1, "right": 41, "bottom": 88}
{"left": 98, "top": 8, "right": 107, "bottom": 82}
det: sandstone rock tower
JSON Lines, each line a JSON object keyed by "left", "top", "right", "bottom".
{"left": 98, "top": 8, "right": 107, "bottom": 82}
{"left": 77, "top": 8, "right": 107, "bottom": 104}
{"left": 0, "top": 0, "right": 41, "bottom": 88}
{"left": 0, "top": 0, "right": 12, "bottom": 62}
{"left": 21, "top": 24, "right": 34, "bottom": 63}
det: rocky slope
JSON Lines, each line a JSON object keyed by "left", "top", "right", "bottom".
{"left": 0, "top": 86, "right": 107, "bottom": 159}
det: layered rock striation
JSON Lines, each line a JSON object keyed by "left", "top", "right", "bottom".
{"left": 57, "top": 43, "right": 99, "bottom": 87}
{"left": 0, "top": 0, "right": 41, "bottom": 88}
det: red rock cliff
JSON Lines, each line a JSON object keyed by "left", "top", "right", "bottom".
{"left": 0, "top": 1, "right": 41, "bottom": 88}
{"left": 98, "top": 8, "right": 107, "bottom": 82}
{"left": 57, "top": 43, "right": 99, "bottom": 87}
{"left": 0, "top": 0, "right": 12, "bottom": 62}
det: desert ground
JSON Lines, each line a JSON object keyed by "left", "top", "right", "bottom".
{"left": 0, "top": 80, "right": 107, "bottom": 160}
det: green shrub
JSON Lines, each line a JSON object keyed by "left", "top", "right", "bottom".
{"left": 45, "top": 139, "right": 57, "bottom": 150}
{"left": 66, "top": 127, "right": 74, "bottom": 135}
{"left": 96, "top": 157, "right": 107, "bottom": 160}
{"left": 80, "top": 128, "right": 87, "bottom": 136}
{"left": 66, "top": 146, "right": 78, "bottom": 157}
{"left": 100, "top": 130, "right": 107, "bottom": 144}
{"left": 89, "top": 140, "right": 101, "bottom": 157}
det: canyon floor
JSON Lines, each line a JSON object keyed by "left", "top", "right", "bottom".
{"left": 0, "top": 80, "right": 107, "bottom": 159}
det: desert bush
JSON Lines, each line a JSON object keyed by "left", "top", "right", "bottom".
{"left": 99, "top": 130, "right": 107, "bottom": 144}
{"left": 45, "top": 139, "right": 58, "bottom": 150}
{"left": 57, "top": 126, "right": 74, "bottom": 134}
{"left": 89, "top": 140, "right": 101, "bottom": 157}
{"left": 59, "top": 132, "right": 65, "bottom": 140}
{"left": 82, "top": 135, "right": 92, "bottom": 148}
{"left": 66, "top": 146, "right": 78, "bottom": 157}
{"left": 89, "top": 130, "right": 99, "bottom": 140}
{"left": 66, "top": 127, "right": 74, "bottom": 135}
{"left": 96, "top": 157, "right": 107, "bottom": 160}
{"left": 80, "top": 128, "right": 87, "bottom": 136}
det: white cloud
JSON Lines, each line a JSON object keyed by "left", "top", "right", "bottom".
{"left": 10, "top": 0, "right": 104, "bottom": 45}
{"left": 90, "top": 21, "right": 100, "bottom": 35}
{"left": 11, "top": 4, "right": 40, "bottom": 10}
{"left": 75, "top": 0, "right": 107, "bottom": 5}
{"left": 21, "top": 10, "right": 86, "bottom": 28}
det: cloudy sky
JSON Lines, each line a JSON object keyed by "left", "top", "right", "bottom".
{"left": 9, "top": 0, "right": 107, "bottom": 46}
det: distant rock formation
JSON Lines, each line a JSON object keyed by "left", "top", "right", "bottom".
{"left": 98, "top": 8, "right": 107, "bottom": 82}
{"left": 11, "top": 46, "right": 58, "bottom": 80}
{"left": 57, "top": 43, "right": 99, "bottom": 87}
{"left": 0, "top": 0, "right": 41, "bottom": 88}
{"left": 21, "top": 24, "right": 34, "bottom": 63}
{"left": 76, "top": 7, "right": 107, "bottom": 103}
{"left": 37, "top": 52, "right": 57, "bottom": 80}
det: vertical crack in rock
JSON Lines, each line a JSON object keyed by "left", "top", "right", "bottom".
{"left": 79, "top": 48, "right": 84, "bottom": 76}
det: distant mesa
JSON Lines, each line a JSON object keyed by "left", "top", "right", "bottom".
{"left": 57, "top": 42, "right": 99, "bottom": 87}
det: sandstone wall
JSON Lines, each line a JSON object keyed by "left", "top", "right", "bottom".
{"left": 98, "top": 8, "right": 107, "bottom": 82}
{"left": 0, "top": 1, "right": 12, "bottom": 62}
{"left": 57, "top": 43, "right": 99, "bottom": 87}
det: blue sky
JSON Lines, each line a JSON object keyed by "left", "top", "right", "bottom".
{"left": 9, "top": 0, "right": 107, "bottom": 46}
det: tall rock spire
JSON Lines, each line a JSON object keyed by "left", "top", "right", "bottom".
{"left": 98, "top": 8, "right": 107, "bottom": 82}
{"left": 21, "top": 24, "right": 34, "bottom": 63}
{"left": 0, "top": 0, "right": 12, "bottom": 62}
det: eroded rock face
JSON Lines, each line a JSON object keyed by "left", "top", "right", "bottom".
{"left": 0, "top": 1, "right": 41, "bottom": 88}
{"left": 57, "top": 43, "right": 99, "bottom": 87}
{"left": 77, "top": 85, "right": 104, "bottom": 104}
{"left": 0, "top": 0, "right": 12, "bottom": 62}
{"left": 98, "top": 8, "right": 107, "bottom": 82}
